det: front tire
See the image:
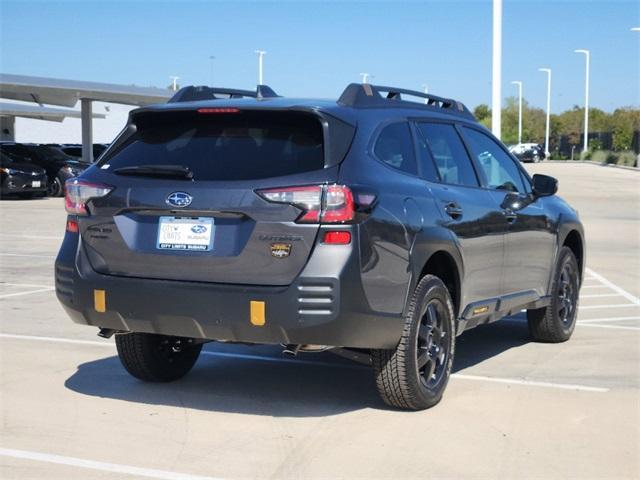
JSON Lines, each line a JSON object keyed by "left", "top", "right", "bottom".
{"left": 115, "top": 333, "right": 202, "bottom": 382}
{"left": 527, "top": 246, "right": 580, "bottom": 342}
{"left": 372, "top": 275, "right": 456, "bottom": 410}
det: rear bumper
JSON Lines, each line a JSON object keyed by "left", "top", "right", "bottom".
{"left": 55, "top": 229, "right": 404, "bottom": 349}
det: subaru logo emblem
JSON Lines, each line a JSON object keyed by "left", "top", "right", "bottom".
{"left": 166, "top": 192, "right": 192, "bottom": 208}
{"left": 191, "top": 225, "right": 207, "bottom": 234}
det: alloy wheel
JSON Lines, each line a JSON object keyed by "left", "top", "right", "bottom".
{"left": 416, "top": 300, "right": 450, "bottom": 388}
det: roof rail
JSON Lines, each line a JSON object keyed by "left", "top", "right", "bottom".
{"left": 168, "top": 84, "right": 279, "bottom": 103}
{"left": 337, "top": 83, "right": 474, "bottom": 119}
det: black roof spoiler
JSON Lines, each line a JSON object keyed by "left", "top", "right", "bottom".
{"left": 337, "top": 83, "right": 475, "bottom": 120}
{"left": 168, "top": 84, "right": 280, "bottom": 103}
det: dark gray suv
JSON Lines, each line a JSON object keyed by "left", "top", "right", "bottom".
{"left": 55, "top": 83, "right": 584, "bottom": 410}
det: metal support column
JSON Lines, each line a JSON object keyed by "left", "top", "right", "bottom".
{"left": 81, "top": 98, "right": 94, "bottom": 163}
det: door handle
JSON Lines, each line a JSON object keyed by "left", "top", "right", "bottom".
{"left": 444, "top": 202, "right": 463, "bottom": 219}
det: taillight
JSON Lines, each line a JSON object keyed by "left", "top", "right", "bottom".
{"left": 257, "top": 185, "right": 355, "bottom": 224}
{"left": 65, "top": 179, "right": 113, "bottom": 215}
{"left": 66, "top": 219, "right": 78, "bottom": 233}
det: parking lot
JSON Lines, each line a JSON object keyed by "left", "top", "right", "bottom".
{"left": 0, "top": 162, "right": 638, "bottom": 479}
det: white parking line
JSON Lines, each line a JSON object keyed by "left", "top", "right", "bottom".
{"left": 580, "top": 293, "right": 623, "bottom": 299}
{"left": 585, "top": 268, "right": 640, "bottom": 305}
{"left": 0, "top": 287, "right": 55, "bottom": 299}
{"left": 452, "top": 374, "right": 608, "bottom": 392}
{"left": 0, "top": 282, "right": 54, "bottom": 289}
{"left": 578, "top": 316, "right": 640, "bottom": 324}
{"left": 0, "top": 448, "right": 222, "bottom": 480}
{"left": 579, "top": 323, "right": 640, "bottom": 331}
{"left": 0, "top": 233, "right": 63, "bottom": 240}
{"left": 581, "top": 285, "right": 610, "bottom": 289}
{"left": 0, "top": 333, "right": 612, "bottom": 393}
{"left": 0, "top": 253, "right": 55, "bottom": 259}
{"left": 579, "top": 304, "right": 640, "bottom": 310}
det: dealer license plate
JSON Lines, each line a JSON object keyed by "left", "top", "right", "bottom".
{"left": 157, "top": 217, "right": 214, "bottom": 251}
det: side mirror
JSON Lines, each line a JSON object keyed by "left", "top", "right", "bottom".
{"left": 532, "top": 174, "right": 558, "bottom": 197}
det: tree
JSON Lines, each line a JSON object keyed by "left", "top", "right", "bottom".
{"left": 473, "top": 104, "right": 491, "bottom": 130}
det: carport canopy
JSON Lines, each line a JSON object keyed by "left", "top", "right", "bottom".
{"left": 0, "top": 102, "right": 106, "bottom": 122}
{"left": 0, "top": 73, "right": 172, "bottom": 162}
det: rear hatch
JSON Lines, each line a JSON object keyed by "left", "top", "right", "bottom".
{"left": 78, "top": 108, "right": 353, "bottom": 286}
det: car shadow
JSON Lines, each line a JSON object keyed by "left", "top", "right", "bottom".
{"left": 64, "top": 315, "right": 531, "bottom": 416}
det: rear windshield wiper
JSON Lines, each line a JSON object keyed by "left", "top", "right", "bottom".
{"left": 113, "top": 164, "right": 194, "bottom": 180}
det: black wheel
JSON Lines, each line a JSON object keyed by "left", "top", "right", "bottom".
{"left": 527, "top": 246, "right": 580, "bottom": 343}
{"left": 115, "top": 333, "right": 202, "bottom": 382}
{"left": 47, "top": 176, "right": 63, "bottom": 197}
{"left": 372, "top": 275, "right": 456, "bottom": 410}
{"left": 533, "top": 154, "right": 541, "bottom": 163}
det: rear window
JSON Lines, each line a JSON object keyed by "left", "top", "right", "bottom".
{"left": 100, "top": 111, "right": 325, "bottom": 181}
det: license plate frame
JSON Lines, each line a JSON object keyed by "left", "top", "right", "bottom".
{"left": 156, "top": 216, "right": 214, "bottom": 251}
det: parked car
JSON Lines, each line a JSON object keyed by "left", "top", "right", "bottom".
{"left": 55, "top": 84, "right": 584, "bottom": 410}
{"left": 509, "top": 143, "right": 546, "bottom": 163}
{"left": 0, "top": 151, "right": 48, "bottom": 198}
{"left": 0, "top": 143, "right": 88, "bottom": 196}
{"left": 47, "top": 143, "right": 109, "bottom": 162}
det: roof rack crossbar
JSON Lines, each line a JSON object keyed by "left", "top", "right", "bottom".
{"left": 337, "top": 83, "right": 474, "bottom": 119}
{"left": 168, "top": 84, "right": 279, "bottom": 103}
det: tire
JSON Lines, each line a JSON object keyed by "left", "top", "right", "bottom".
{"left": 527, "top": 246, "right": 580, "bottom": 343}
{"left": 372, "top": 275, "right": 456, "bottom": 410}
{"left": 115, "top": 333, "right": 202, "bottom": 382}
{"left": 533, "top": 154, "right": 540, "bottom": 163}
{"left": 47, "top": 176, "right": 63, "bottom": 197}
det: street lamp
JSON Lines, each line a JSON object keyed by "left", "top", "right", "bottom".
{"left": 209, "top": 55, "right": 215, "bottom": 85}
{"left": 574, "top": 49, "right": 590, "bottom": 153}
{"left": 539, "top": 68, "right": 552, "bottom": 157}
{"left": 169, "top": 76, "right": 180, "bottom": 92}
{"left": 255, "top": 50, "right": 266, "bottom": 85}
{"left": 491, "top": 0, "right": 502, "bottom": 139}
{"left": 511, "top": 81, "right": 523, "bottom": 144}
{"left": 359, "top": 73, "right": 373, "bottom": 84}
{"left": 422, "top": 84, "right": 429, "bottom": 104}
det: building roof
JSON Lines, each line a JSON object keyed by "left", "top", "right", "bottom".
{"left": 0, "top": 102, "right": 106, "bottom": 123}
{"left": 0, "top": 73, "right": 172, "bottom": 107}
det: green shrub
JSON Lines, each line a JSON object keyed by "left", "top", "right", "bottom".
{"left": 616, "top": 151, "right": 638, "bottom": 167}
{"left": 591, "top": 150, "right": 618, "bottom": 164}
{"left": 580, "top": 150, "right": 592, "bottom": 160}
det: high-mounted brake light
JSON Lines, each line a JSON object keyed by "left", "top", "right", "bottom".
{"left": 257, "top": 185, "right": 355, "bottom": 224}
{"left": 197, "top": 108, "right": 240, "bottom": 114}
{"left": 65, "top": 179, "right": 113, "bottom": 215}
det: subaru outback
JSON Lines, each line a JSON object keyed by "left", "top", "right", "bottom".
{"left": 55, "top": 83, "right": 584, "bottom": 410}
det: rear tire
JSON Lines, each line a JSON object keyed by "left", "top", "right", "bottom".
{"left": 372, "top": 275, "right": 456, "bottom": 410}
{"left": 47, "top": 176, "right": 63, "bottom": 197}
{"left": 115, "top": 333, "right": 202, "bottom": 382}
{"left": 527, "top": 246, "right": 580, "bottom": 343}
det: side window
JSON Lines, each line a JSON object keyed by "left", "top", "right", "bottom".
{"left": 416, "top": 123, "right": 479, "bottom": 187}
{"left": 462, "top": 127, "right": 526, "bottom": 193}
{"left": 413, "top": 124, "right": 440, "bottom": 183}
{"left": 373, "top": 122, "right": 418, "bottom": 176}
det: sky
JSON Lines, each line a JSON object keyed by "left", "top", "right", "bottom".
{"left": 1, "top": 0, "right": 639, "bottom": 113}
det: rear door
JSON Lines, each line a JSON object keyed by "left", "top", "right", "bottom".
{"left": 81, "top": 109, "right": 344, "bottom": 286}
{"left": 414, "top": 121, "right": 507, "bottom": 305}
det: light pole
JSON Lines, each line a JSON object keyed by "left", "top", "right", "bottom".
{"left": 169, "top": 76, "right": 180, "bottom": 92}
{"left": 491, "top": 0, "right": 502, "bottom": 139}
{"left": 209, "top": 55, "right": 215, "bottom": 85}
{"left": 359, "top": 73, "right": 373, "bottom": 84}
{"left": 539, "top": 68, "right": 552, "bottom": 157}
{"left": 255, "top": 50, "right": 266, "bottom": 85}
{"left": 511, "top": 81, "right": 523, "bottom": 144}
{"left": 574, "top": 49, "right": 590, "bottom": 153}
{"left": 422, "top": 83, "right": 429, "bottom": 103}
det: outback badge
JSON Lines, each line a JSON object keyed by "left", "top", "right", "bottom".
{"left": 270, "top": 243, "right": 292, "bottom": 258}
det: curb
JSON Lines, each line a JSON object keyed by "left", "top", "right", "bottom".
{"left": 543, "top": 160, "right": 639, "bottom": 172}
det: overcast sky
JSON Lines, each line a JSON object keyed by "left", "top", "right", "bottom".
{"left": 2, "top": 0, "right": 639, "bottom": 112}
